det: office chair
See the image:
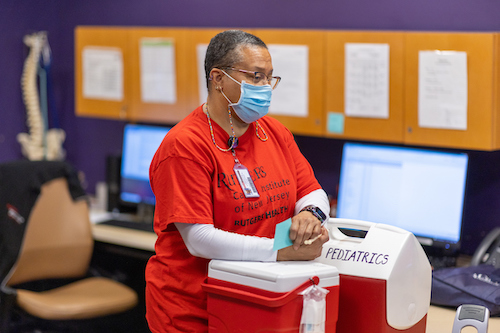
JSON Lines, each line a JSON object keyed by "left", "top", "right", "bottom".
{"left": 0, "top": 167, "right": 138, "bottom": 332}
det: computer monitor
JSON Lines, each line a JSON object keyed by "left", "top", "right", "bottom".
{"left": 120, "top": 123, "right": 170, "bottom": 207}
{"left": 336, "top": 142, "right": 469, "bottom": 254}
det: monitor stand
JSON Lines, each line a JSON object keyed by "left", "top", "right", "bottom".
{"left": 137, "top": 203, "right": 154, "bottom": 224}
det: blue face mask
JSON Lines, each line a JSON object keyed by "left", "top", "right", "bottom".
{"left": 220, "top": 71, "right": 272, "bottom": 123}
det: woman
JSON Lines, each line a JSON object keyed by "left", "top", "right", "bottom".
{"left": 145, "top": 30, "right": 330, "bottom": 333}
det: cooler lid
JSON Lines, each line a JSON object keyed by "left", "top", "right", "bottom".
{"left": 208, "top": 260, "right": 339, "bottom": 293}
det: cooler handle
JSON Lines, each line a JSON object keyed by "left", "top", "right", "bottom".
{"left": 327, "top": 218, "right": 375, "bottom": 242}
{"left": 201, "top": 276, "right": 319, "bottom": 308}
{"left": 329, "top": 218, "right": 375, "bottom": 231}
{"left": 328, "top": 218, "right": 407, "bottom": 238}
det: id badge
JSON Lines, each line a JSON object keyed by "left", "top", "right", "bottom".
{"left": 234, "top": 163, "right": 259, "bottom": 198}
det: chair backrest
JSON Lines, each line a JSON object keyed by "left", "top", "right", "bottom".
{"left": 7, "top": 177, "right": 93, "bottom": 286}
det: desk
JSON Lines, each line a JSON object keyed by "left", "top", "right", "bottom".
{"left": 89, "top": 210, "right": 157, "bottom": 252}
{"left": 89, "top": 210, "right": 500, "bottom": 332}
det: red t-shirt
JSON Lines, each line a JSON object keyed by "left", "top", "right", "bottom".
{"left": 145, "top": 105, "right": 321, "bottom": 333}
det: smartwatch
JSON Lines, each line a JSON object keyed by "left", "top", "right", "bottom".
{"left": 300, "top": 205, "right": 327, "bottom": 225}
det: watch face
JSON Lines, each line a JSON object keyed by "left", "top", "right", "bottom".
{"left": 315, "top": 207, "right": 327, "bottom": 221}
{"left": 301, "top": 205, "right": 327, "bottom": 223}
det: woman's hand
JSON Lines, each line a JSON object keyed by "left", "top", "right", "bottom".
{"left": 277, "top": 225, "right": 329, "bottom": 261}
{"left": 290, "top": 210, "right": 323, "bottom": 250}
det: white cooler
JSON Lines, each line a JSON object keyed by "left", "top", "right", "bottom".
{"left": 315, "top": 218, "right": 432, "bottom": 333}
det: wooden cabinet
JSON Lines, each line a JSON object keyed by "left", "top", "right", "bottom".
{"left": 325, "top": 31, "right": 500, "bottom": 151}
{"left": 75, "top": 27, "right": 500, "bottom": 151}
{"left": 253, "top": 29, "right": 326, "bottom": 137}
{"left": 75, "top": 27, "right": 131, "bottom": 119}
{"left": 127, "top": 28, "right": 192, "bottom": 124}
{"left": 75, "top": 27, "right": 325, "bottom": 135}
{"left": 324, "top": 31, "right": 405, "bottom": 143}
{"left": 76, "top": 27, "right": 196, "bottom": 124}
{"left": 404, "top": 32, "right": 500, "bottom": 150}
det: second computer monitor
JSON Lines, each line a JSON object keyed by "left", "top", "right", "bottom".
{"left": 120, "top": 124, "right": 171, "bottom": 206}
{"left": 336, "top": 142, "right": 469, "bottom": 252}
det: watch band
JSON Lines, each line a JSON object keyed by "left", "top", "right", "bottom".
{"left": 300, "top": 205, "right": 327, "bottom": 225}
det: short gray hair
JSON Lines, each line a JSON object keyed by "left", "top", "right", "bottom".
{"left": 204, "top": 30, "right": 267, "bottom": 89}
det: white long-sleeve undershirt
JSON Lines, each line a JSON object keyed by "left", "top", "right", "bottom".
{"left": 175, "top": 189, "right": 330, "bottom": 261}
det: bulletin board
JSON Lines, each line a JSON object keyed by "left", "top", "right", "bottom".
{"left": 404, "top": 32, "right": 499, "bottom": 150}
{"left": 252, "top": 29, "right": 327, "bottom": 137}
{"left": 324, "top": 31, "right": 405, "bottom": 143}
{"left": 75, "top": 26, "right": 131, "bottom": 119}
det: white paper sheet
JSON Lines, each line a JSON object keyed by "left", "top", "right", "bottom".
{"left": 140, "top": 38, "right": 177, "bottom": 104}
{"left": 82, "top": 47, "right": 123, "bottom": 101}
{"left": 418, "top": 51, "right": 468, "bottom": 130}
{"left": 344, "top": 43, "right": 390, "bottom": 119}
{"left": 267, "top": 44, "right": 309, "bottom": 117}
{"left": 197, "top": 43, "right": 209, "bottom": 105}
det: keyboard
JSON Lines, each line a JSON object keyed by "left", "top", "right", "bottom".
{"left": 428, "top": 255, "right": 457, "bottom": 270}
{"left": 99, "top": 219, "right": 155, "bottom": 233}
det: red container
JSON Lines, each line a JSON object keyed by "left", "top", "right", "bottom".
{"left": 202, "top": 261, "right": 340, "bottom": 333}
{"left": 335, "top": 275, "right": 427, "bottom": 333}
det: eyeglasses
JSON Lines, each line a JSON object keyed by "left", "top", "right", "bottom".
{"left": 223, "top": 67, "right": 281, "bottom": 90}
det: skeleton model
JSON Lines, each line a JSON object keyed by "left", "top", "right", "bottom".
{"left": 18, "top": 31, "right": 66, "bottom": 161}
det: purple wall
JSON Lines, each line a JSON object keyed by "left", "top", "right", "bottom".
{"left": 2, "top": 0, "right": 500, "bottom": 254}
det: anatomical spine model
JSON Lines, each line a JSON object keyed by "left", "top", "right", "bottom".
{"left": 18, "top": 31, "right": 65, "bottom": 161}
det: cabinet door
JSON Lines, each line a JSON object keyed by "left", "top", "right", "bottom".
{"left": 324, "top": 31, "right": 405, "bottom": 143}
{"left": 404, "top": 32, "right": 498, "bottom": 150}
{"left": 75, "top": 27, "right": 131, "bottom": 119}
{"left": 128, "top": 28, "right": 191, "bottom": 124}
{"left": 253, "top": 29, "right": 326, "bottom": 137}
